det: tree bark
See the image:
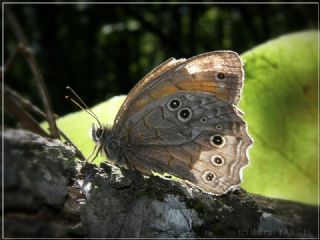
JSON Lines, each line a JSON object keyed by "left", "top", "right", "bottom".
{"left": 2, "top": 129, "right": 318, "bottom": 238}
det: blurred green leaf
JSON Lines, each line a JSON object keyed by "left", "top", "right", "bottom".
{"left": 52, "top": 31, "right": 318, "bottom": 204}
{"left": 240, "top": 31, "right": 318, "bottom": 204}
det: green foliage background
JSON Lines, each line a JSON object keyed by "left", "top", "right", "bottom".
{"left": 5, "top": 4, "right": 318, "bottom": 204}
{"left": 5, "top": 4, "right": 317, "bottom": 115}
{"left": 240, "top": 31, "right": 318, "bottom": 204}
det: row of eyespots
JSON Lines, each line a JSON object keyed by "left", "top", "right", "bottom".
{"left": 168, "top": 99, "right": 226, "bottom": 131}
{"left": 167, "top": 98, "right": 193, "bottom": 122}
{"left": 167, "top": 98, "right": 226, "bottom": 129}
{"left": 166, "top": 76, "right": 228, "bottom": 183}
{"left": 167, "top": 97, "right": 226, "bottom": 183}
{"left": 167, "top": 99, "right": 226, "bottom": 147}
{"left": 200, "top": 116, "right": 224, "bottom": 133}
{"left": 203, "top": 134, "right": 226, "bottom": 182}
{"left": 202, "top": 154, "right": 225, "bottom": 183}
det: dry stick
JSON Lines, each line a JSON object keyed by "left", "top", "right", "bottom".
{"left": 5, "top": 7, "right": 60, "bottom": 139}
{"left": 3, "top": 43, "right": 24, "bottom": 74}
{"left": 3, "top": 90, "right": 51, "bottom": 138}
{"left": 4, "top": 85, "right": 86, "bottom": 161}
{"left": 4, "top": 84, "right": 47, "bottom": 119}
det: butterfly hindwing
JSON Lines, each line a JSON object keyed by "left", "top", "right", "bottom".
{"left": 118, "top": 91, "right": 252, "bottom": 195}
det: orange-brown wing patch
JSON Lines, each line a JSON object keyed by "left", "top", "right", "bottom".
{"left": 114, "top": 51, "right": 244, "bottom": 131}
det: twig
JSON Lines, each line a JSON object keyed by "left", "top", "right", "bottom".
{"left": 5, "top": 7, "right": 60, "bottom": 139}
{"left": 4, "top": 85, "right": 48, "bottom": 119}
{"left": 3, "top": 43, "right": 24, "bottom": 74}
{"left": 3, "top": 84, "right": 86, "bottom": 161}
{"left": 2, "top": 85, "right": 50, "bottom": 138}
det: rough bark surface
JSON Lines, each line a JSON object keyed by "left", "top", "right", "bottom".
{"left": 2, "top": 129, "right": 318, "bottom": 238}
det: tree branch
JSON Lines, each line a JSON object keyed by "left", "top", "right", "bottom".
{"left": 5, "top": 6, "right": 60, "bottom": 139}
{"left": 3, "top": 84, "right": 86, "bottom": 161}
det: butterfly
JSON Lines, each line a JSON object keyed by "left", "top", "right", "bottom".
{"left": 91, "top": 51, "right": 252, "bottom": 195}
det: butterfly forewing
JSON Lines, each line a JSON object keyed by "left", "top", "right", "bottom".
{"left": 114, "top": 51, "right": 243, "bottom": 133}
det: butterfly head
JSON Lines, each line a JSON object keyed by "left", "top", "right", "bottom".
{"left": 65, "top": 86, "right": 120, "bottom": 162}
{"left": 91, "top": 123, "right": 120, "bottom": 161}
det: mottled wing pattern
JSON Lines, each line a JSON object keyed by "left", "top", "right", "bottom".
{"left": 114, "top": 51, "right": 243, "bottom": 133}
{"left": 114, "top": 57, "right": 186, "bottom": 128}
{"left": 118, "top": 92, "right": 252, "bottom": 195}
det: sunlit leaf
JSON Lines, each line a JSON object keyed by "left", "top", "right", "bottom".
{"left": 240, "top": 31, "right": 318, "bottom": 204}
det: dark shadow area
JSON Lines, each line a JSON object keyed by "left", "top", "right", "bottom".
{"left": 4, "top": 3, "right": 317, "bottom": 117}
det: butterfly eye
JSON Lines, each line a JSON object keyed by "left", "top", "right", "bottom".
{"left": 211, "top": 155, "right": 225, "bottom": 166}
{"left": 210, "top": 134, "right": 225, "bottom": 147}
{"left": 216, "top": 72, "right": 225, "bottom": 80}
{"left": 91, "top": 124, "right": 99, "bottom": 142}
{"left": 95, "top": 127, "right": 104, "bottom": 141}
{"left": 203, "top": 171, "right": 216, "bottom": 183}
{"left": 167, "top": 98, "right": 181, "bottom": 111}
{"left": 178, "top": 107, "right": 192, "bottom": 122}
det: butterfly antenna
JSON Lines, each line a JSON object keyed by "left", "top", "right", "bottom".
{"left": 65, "top": 86, "right": 103, "bottom": 128}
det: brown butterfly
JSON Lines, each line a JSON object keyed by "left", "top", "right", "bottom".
{"left": 91, "top": 51, "right": 253, "bottom": 195}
